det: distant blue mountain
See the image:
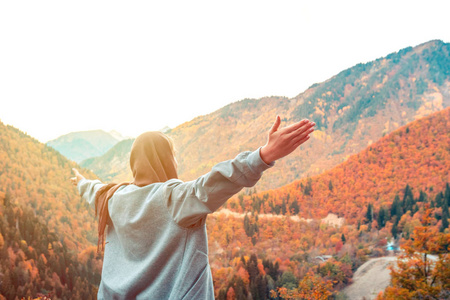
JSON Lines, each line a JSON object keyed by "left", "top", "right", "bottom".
{"left": 46, "top": 130, "right": 126, "bottom": 163}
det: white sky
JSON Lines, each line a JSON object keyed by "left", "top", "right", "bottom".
{"left": 1, "top": 0, "right": 449, "bottom": 143}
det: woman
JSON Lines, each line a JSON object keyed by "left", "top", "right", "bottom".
{"left": 71, "top": 116, "right": 315, "bottom": 299}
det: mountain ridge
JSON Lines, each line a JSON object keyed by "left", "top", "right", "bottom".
{"left": 79, "top": 40, "right": 450, "bottom": 191}
{"left": 0, "top": 120, "right": 103, "bottom": 297}
{"left": 225, "top": 107, "right": 450, "bottom": 222}
{"left": 46, "top": 129, "right": 125, "bottom": 163}
{"left": 0, "top": 121, "right": 99, "bottom": 250}
{"left": 80, "top": 139, "right": 134, "bottom": 183}
{"left": 205, "top": 107, "right": 450, "bottom": 298}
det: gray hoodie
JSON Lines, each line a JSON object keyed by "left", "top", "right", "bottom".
{"left": 78, "top": 148, "right": 273, "bottom": 299}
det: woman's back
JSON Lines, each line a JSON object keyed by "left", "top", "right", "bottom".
{"left": 84, "top": 180, "right": 214, "bottom": 299}
{"left": 78, "top": 148, "right": 272, "bottom": 299}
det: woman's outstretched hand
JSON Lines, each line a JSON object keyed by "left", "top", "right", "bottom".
{"left": 260, "top": 116, "right": 315, "bottom": 164}
{"left": 71, "top": 168, "right": 85, "bottom": 186}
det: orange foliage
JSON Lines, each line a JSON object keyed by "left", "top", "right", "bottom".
{"left": 226, "top": 108, "right": 450, "bottom": 224}
{"left": 378, "top": 208, "right": 450, "bottom": 299}
{"left": 0, "top": 121, "right": 99, "bottom": 251}
{"left": 271, "top": 271, "right": 333, "bottom": 300}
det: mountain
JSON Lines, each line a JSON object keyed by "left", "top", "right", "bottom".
{"left": 108, "top": 130, "right": 130, "bottom": 142}
{"left": 80, "top": 139, "right": 135, "bottom": 183}
{"left": 0, "top": 122, "right": 99, "bottom": 249}
{"left": 46, "top": 130, "right": 124, "bottom": 163}
{"left": 206, "top": 108, "right": 450, "bottom": 298}
{"left": 226, "top": 107, "right": 450, "bottom": 222}
{"left": 81, "top": 40, "right": 450, "bottom": 190}
{"left": 171, "top": 40, "right": 450, "bottom": 190}
{"left": 0, "top": 121, "right": 101, "bottom": 298}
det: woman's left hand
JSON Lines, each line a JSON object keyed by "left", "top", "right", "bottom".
{"left": 260, "top": 116, "right": 315, "bottom": 164}
{"left": 71, "top": 168, "right": 85, "bottom": 186}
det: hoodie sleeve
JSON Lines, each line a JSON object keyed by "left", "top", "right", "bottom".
{"left": 166, "top": 148, "right": 274, "bottom": 227}
{"left": 77, "top": 178, "right": 106, "bottom": 209}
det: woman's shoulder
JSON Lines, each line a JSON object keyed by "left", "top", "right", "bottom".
{"left": 112, "top": 179, "right": 183, "bottom": 195}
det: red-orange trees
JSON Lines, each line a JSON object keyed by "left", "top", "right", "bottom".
{"left": 378, "top": 208, "right": 450, "bottom": 299}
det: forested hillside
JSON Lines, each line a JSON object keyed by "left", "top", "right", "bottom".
{"left": 0, "top": 193, "right": 101, "bottom": 299}
{"left": 0, "top": 121, "right": 101, "bottom": 299}
{"left": 80, "top": 139, "right": 134, "bottom": 183}
{"left": 0, "top": 122, "right": 99, "bottom": 249}
{"left": 205, "top": 108, "right": 450, "bottom": 298}
{"left": 81, "top": 40, "right": 450, "bottom": 191}
{"left": 172, "top": 40, "right": 450, "bottom": 190}
{"left": 227, "top": 107, "right": 450, "bottom": 222}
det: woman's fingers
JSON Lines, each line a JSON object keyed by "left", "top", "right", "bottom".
{"left": 262, "top": 116, "right": 315, "bottom": 163}
{"left": 288, "top": 122, "right": 315, "bottom": 139}
{"left": 71, "top": 168, "right": 85, "bottom": 185}
{"left": 269, "top": 116, "right": 281, "bottom": 134}
{"left": 283, "top": 119, "right": 310, "bottom": 134}
{"left": 294, "top": 135, "right": 310, "bottom": 147}
{"left": 290, "top": 125, "right": 314, "bottom": 146}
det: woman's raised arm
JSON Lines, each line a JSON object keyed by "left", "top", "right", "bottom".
{"left": 166, "top": 116, "right": 315, "bottom": 228}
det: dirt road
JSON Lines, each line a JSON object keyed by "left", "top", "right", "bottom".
{"left": 342, "top": 256, "right": 398, "bottom": 300}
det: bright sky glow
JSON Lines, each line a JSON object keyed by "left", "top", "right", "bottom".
{"left": 1, "top": 0, "right": 449, "bottom": 142}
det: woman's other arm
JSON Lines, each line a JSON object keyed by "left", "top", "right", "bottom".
{"left": 71, "top": 168, "right": 105, "bottom": 209}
